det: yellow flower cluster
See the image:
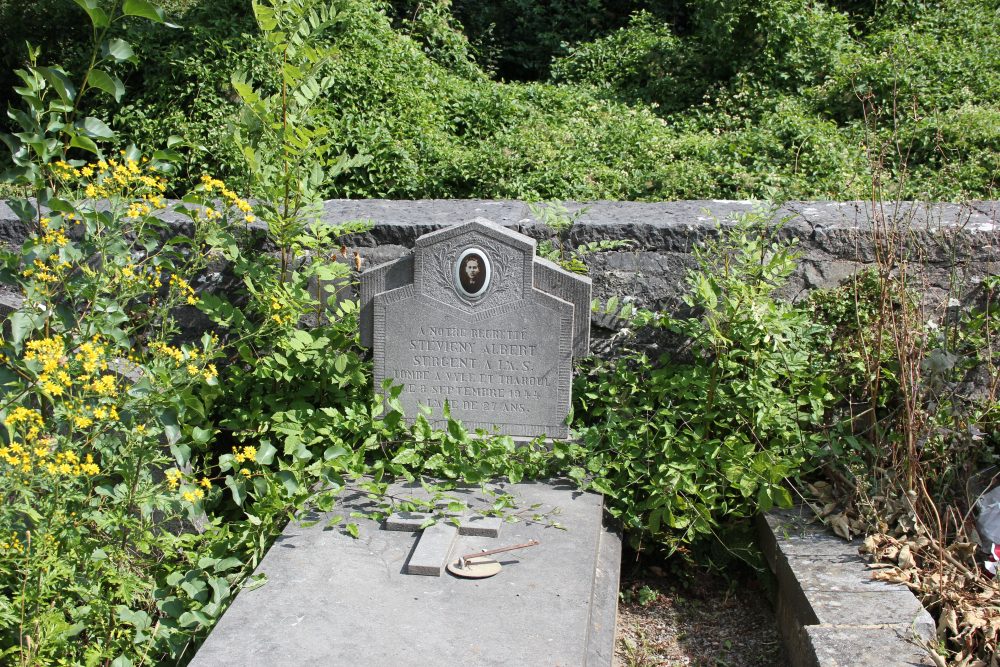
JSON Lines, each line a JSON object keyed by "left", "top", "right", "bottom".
{"left": 76, "top": 339, "right": 109, "bottom": 375}
{"left": 149, "top": 342, "right": 218, "bottom": 383}
{"left": 0, "top": 533, "right": 24, "bottom": 553}
{"left": 18, "top": 335, "right": 121, "bottom": 431}
{"left": 0, "top": 440, "right": 99, "bottom": 478}
{"left": 24, "top": 337, "right": 70, "bottom": 396}
{"left": 199, "top": 174, "right": 256, "bottom": 224}
{"left": 169, "top": 274, "right": 198, "bottom": 306}
{"left": 55, "top": 155, "right": 168, "bottom": 204}
{"left": 165, "top": 468, "right": 183, "bottom": 490}
{"left": 21, "top": 217, "right": 72, "bottom": 287}
{"left": 165, "top": 469, "right": 212, "bottom": 502}
{"left": 39, "top": 217, "right": 69, "bottom": 247}
{"left": 270, "top": 298, "right": 295, "bottom": 326}
{"left": 5, "top": 406, "right": 44, "bottom": 441}
{"left": 233, "top": 445, "right": 257, "bottom": 464}
{"left": 116, "top": 262, "right": 163, "bottom": 293}
{"left": 87, "top": 374, "right": 118, "bottom": 397}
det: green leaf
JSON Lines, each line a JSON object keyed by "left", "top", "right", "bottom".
{"left": 77, "top": 116, "right": 114, "bottom": 139}
{"left": 88, "top": 69, "right": 125, "bottom": 102}
{"left": 213, "top": 557, "right": 242, "bottom": 573}
{"left": 74, "top": 0, "right": 110, "bottom": 27}
{"left": 276, "top": 470, "right": 299, "bottom": 496}
{"left": 323, "top": 445, "right": 348, "bottom": 461}
{"left": 225, "top": 475, "right": 246, "bottom": 506}
{"left": 116, "top": 606, "right": 152, "bottom": 631}
{"left": 104, "top": 38, "right": 135, "bottom": 63}
{"left": 180, "top": 576, "right": 208, "bottom": 602}
{"left": 9, "top": 311, "right": 36, "bottom": 348}
{"left": 38, "top": 67, "right": 76, "bottom": 104}
{"left": 345, "top": 522, "right": 359, "bottom": 538}
{"left": 123, "top": 0, "right": 166, "bottom": 23}
{"left": 69, "top": 134, "right": 100, "bottom": 155}
{"left": 255, "top": 441, "right": 277, "bottom": 465}
{"left": 391, "top": 448, "right": 420, "bottom": 466}
{"left": 191, "top": 426, "right": 213, "bottom": 445}
{"left": 243, "top": 573, "right": 267, "bottom": 592}
{"left": 163, "top": 423, "right": 181, "bottom": 445}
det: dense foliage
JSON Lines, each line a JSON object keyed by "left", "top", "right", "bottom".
{"left": 574, "top": 211, "right": 833, "bottom": 562}
{"left": 1, "top": 0, "right": 999, "bottom": 663}
{"left": 1, "top": 0, "right": 998, "bottom": 201}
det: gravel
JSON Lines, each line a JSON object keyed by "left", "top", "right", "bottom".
{"left": 614, "top": 557, "right": 788, "bottom": 667}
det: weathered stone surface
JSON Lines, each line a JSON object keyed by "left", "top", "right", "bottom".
{"left": 366, "top": 219, "right": 580, "bottom": 439}
{"left": 458, "top": 515, "right": 502, "bottom": 538}
{"left": 759, "top": 506, "right": 935, "bottom": 667}
{"left": 384, "top": 512, "right": 503, "bottom": 538}
{"left": 359, "top": 228, "right": 592, "bottom": 360}
{"left": 805, "top": 626, "right": 936, "bottom": 667}
{"left": 383, "top": 511, "right": 430, "bottom": 532}
{"left": 190, "top": 481, "right": 620, "bottom": 667}
{"left": 4, "top": 198, "right": 997, "bottom": 345}
{"left": 533, "top": 256, "right": 591, "bottom": 357}
{"left": 359, "top": 253, "right": 414, "bottom": 352}
{"left": 404, "top": 521, "right": 458, "bottom": 576}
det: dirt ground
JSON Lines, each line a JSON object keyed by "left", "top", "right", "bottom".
{"left": 614, "top": 554, "right": 789, "bottom": 667}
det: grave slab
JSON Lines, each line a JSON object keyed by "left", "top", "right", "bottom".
{"left": 191, "top": 480, "right": 621, "bottom": 667}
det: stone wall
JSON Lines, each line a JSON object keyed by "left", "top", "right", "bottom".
{"left": 2, "top": 199, "right": 998, "bottom": 340}
{"left": 319, "top": 199, "right": 999, "bottom": 312}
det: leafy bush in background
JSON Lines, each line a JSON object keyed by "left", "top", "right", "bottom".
{"left": 573, "top": 210, "right": 833, "bottom": 562}
{"left": 3, "top": 0, "right": 995, "bottom": 202}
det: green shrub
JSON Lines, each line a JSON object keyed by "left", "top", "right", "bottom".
{"left": 573, "top": 209, "right": 833, "bottom": 560}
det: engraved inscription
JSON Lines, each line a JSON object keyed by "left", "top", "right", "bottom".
{"left": 391, "top": 323, "right": 554, "bottom": 415}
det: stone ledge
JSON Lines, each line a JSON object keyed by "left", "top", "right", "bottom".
{"left": 2, "top": 198, "right": 996, "bottom": 320}
{"left": 758, "top": 506, "right": 936, "bottom": 667}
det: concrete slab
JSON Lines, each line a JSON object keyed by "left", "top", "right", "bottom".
{"left": 191, "top": 480, "right": 619, "bottom": 667}
{"left": 805, "top": 626, "right": 936, "bottom": 667}
{"left": 459, "top": 515, "right": 503, "bottom": 538}
{"left": 759, "top": 507, "right": 936, "bottom": 667}
{"left": 806, "top": 591, "right": 933, "bottom": 635}
{"left": 405, "top": 521, "right": 458, "bottom": 576}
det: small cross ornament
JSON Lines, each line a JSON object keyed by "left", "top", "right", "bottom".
{"left": 383, "top": 511, "right": 502, "bottom": 576}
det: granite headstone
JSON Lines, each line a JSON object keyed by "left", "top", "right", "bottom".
{"left": 360, "top": 219, "right": 590, "bottom": 439}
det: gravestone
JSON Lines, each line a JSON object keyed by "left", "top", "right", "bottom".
{"left": 191, "top": 219, "right": 620, "bottom": 666}
{"left": 359, "top": 218, "right": 591, "bottom": 439}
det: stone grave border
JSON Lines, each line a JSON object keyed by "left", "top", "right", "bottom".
{"left": 758, "top": 505, "right": 936, "bottom": 667}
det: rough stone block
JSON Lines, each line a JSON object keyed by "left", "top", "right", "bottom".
{"left": 805, "top": 626, "right": 936, "bottom": 667}
{"left": 458, "top": 514, "right": 502, "bottom": 537}
{"left": 383, "top": 511, "right": 431, "bottom": 532}
{"left": 404, "top": 521, "right": 458, "bottom": 576}
{"left": 759, "top": 506, "right": 936, "bottom": 667}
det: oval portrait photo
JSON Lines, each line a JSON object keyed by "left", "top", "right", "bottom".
{"left": 454, "top": 248, "right": 491, "bottom": 298}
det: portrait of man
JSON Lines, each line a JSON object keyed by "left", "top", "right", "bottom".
{"left": 455, "top": 248, "right": 490, "bottom": 297}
